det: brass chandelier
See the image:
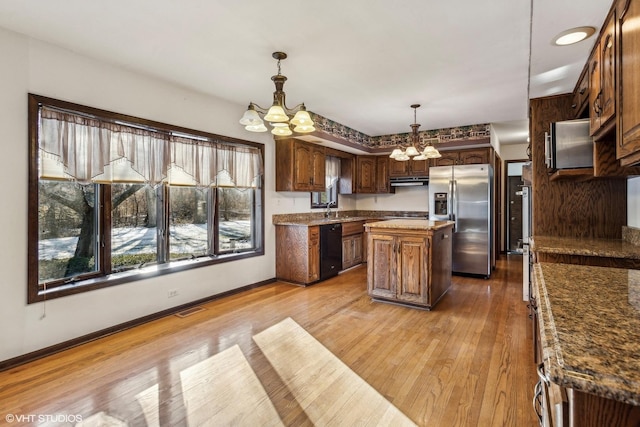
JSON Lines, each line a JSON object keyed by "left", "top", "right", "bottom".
{"left": 389, "top": 104, "right": 441, "bottom": 161}
{"left": 239, "top": 52, "right": 315, "bottom": 136}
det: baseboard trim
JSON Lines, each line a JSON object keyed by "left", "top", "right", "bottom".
{"left": 0, "top": 277, "right": 277, "bottom": 372}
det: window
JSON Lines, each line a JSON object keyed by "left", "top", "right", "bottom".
{"left": 28, "top": 94, "right": 264, "bottom": 303}
{"left": 310, "top": 156, "right": 340, "bottom": 208}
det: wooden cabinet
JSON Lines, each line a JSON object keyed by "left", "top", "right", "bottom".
{"left": 589, "top": 9, "right": 616, "bottom": 137}
{"left": 356, "top": 156, "right": 391, "bottom": 193}
{"left": 366, "top": 222, "right": 453, "bottom": 310}
{"left": 342, "top": 221, "right": 364, "bottom": 270}
{"left": 389, "top": 158, "right": 429, "bottom": 177}
{"left": 571, "top": 67, "right": 590, "bottom": 118}
{"left": 356, "top": 156, "right": 376, "bottom": 193}
{"left": 342, "top": 234, "right": 363, "bottom": 270}
{"left": 275, "top": 225, "right": 320, "bottom": 285}
{"left": 275, "top": 139, "right": 326, "bottom": 192}
{"left": 376, "top": 156, "right": 390, "bottom": 193}
{"left": 618, "top": 0, "right": 640, "bottom": 165}
{"left": 431, "top": 148, "right": 491, "bottom": 167}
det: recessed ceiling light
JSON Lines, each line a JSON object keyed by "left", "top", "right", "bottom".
{"left": 552, "top": 26, "right": 596, "bottom": 46}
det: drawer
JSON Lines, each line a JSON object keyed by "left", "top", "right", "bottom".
{"left": 342, "top": 220, "right": 364, "bottom": 236}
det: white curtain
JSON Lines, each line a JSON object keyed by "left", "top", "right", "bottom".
{"left": 325, "top": 156, "right": 340, "bottom": 189}
{"left": 39, "top": 106, "right": 263, "bottom": 188}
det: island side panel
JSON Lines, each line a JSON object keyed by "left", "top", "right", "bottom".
{"left": 431, "top": 225, "right": 453, "bottom": 305}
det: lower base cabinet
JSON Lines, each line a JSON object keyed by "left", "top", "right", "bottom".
{"left": 275, "top": 225, "right": 319, "bottom": 285}
{"left": 342, "top": 234, "right": 363, "bottom": 269}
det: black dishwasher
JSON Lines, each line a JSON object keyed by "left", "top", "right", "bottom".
{"left": 320, "top": 223, "right": 343, "bottom": 280}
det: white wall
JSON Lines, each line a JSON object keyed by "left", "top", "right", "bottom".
{"left": 0, "top": 27, "right": 289, "bottom": 361}
{"left": 628, "top": 177, "right": 640, "bottom": 227}
{"left": 499, "top": 143, "right": 529, "bottom": 161}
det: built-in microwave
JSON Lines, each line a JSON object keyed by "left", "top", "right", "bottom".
{"left": 544, "top": 118, "right": 593, "bottom": 170}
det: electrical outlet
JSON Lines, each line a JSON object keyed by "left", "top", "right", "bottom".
{"left": 168, "top": 289, "right": 178, "bottom": 298}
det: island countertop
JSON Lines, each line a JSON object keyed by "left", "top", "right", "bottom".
{"left": 533, "top": 262, "right": 640, "bottom": 406}
{"left": 364, "top": 219, "right": 454, "bottom": 231}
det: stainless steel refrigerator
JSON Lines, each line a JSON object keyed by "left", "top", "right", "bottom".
{"left": 429, "top": 164, "right": 493, "bottom": 277}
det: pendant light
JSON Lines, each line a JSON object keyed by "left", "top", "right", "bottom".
{"left": 390, "top": 104, "right": 441, "bottom": 160}
{"left": 239, "top": 52, "right": 316, "bottom": 135}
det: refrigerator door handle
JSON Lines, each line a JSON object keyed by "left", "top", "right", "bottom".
{"left": 448, "top": 179, "right": 454, "bottom": 221}
{"left": 452, "top": 179, "right": 458, "bottom": 230}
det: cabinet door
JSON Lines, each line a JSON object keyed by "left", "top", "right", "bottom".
{"left": 367, "top": 234, "right": 396, "bottom": 299}
{"left": 395, "top": 236, "right": 429, "bottom": 305}
{"left": 293, "top": 142, "right": 313, "bottom": 191}
{"left": 308, "top": 226, "right": 320, "bottom": 282}
{"left": 599, "top": 14, "right": 616, "bottom": 127}
{"left": 571, "top": 68, "right": 589, "bottom": 118}
{"left": 589, "top": 42, "right": 602, "bottom": 134}
{"left": 459, "top": 148, "right": 489, "bottom": 164}
{"left": 618, "top": 0, "right": 640, "bottom": 164}
{"left": 352, "top": 234, "right": 363, "bottom": 264}
{"left": 432, "top": 152, "right": 458, "bottom": 166}
{"left": 411, "top": 158, "right": 429, "bottom": 175}
{"left": 356, "top": 156, "right": 376, "bottom": 193}
{"left": 342, "top": 236, "right": 354, "bottom": 269}
{"left": 376, "top": 156, "right": 390, "bottom": 193}
{"left": 389, "top": 159, "right": 409, "bottom": 177}
{"left": 310, "top": 145, "right": 326, "bottom": 191}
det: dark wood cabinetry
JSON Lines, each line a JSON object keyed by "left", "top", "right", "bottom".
{"left": 376, "top": 156, "right": 390, "bottom": 193}
{"left": 275, "top": 139, "right": 325, "bottom": 192}
{"left": 356, "top": 156, "right": 391, "bottom": 194}
{"left": 342, "top": 221, "right": 364, "bottom": 270}
{"left": 571, "top": 67, "right": 590, "bottom": 118}
{"left": 530, "top": 95, "right": 626, "bottom": 239}
{"left": 618, "top": 0, "right": 640, "bottom": 165}
{"left": 366, "top": 222, "right": 452, "bottom": 310}
{"left": 389, "top": 158, "right": 429, "bottom": 177}
{"left": 275, "top": 225, "right": 319, "bottom": 285}
{"left": 431, "top": 148, "right": 491, "bottom": 167}
{"left": 589, "top": 9, "right": 616, "bottom": 137}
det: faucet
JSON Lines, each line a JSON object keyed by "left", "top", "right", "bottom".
{"left": 325, "top": 201, "right": 335, "bottom": 218}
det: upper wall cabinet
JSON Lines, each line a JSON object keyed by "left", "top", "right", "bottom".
{"left": 376, "top": 156, "right": 391, "bottom": 193}
{"left": 356, "top": 156, "right": 391, "bottom": 194}
{"left": 389, "top": 158, "right": 429, "bottom": 177}
{"left": 589, "top": 9, "right": 616, "bottom": 137}
{"left": 571, "top": 68, "right": 590, "bottom": 118}
{"left": 275, "top": 138, "right": 326, "bottom": 192}
{"left": 617, "top": 0, "right": 640, "bottom": 166}
{"left": 431, "top": 148, "right": 491, "bottom": 167}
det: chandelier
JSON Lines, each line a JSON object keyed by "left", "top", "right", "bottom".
{"left": 389, "top": 104, "right": 441, "bottom": 161}
{"left": 239, "top": 52, "right": 315, "bottom": 136}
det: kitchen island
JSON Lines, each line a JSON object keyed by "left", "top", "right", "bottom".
{"left": 532, "top": 262, "right": 640, "bottom": 426}
{"left": 365, "top": 219, "right": 454, "bottom": 310}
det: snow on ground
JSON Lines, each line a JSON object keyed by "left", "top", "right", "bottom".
{"left": 39, "top": 221, "right": 251, "bottom": 260}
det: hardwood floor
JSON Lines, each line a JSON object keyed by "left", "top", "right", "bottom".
{"left": 0, "top": 255, "right": 537, "bottom": 426}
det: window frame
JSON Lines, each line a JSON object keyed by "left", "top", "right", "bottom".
{"left": 28, "top": 94, "right": 265, "bottom": 303}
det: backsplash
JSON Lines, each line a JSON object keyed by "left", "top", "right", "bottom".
{"left": 622, "top": 226, "right": 640, "bottom": 246}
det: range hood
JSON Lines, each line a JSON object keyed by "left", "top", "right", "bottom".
{"left": 389, "top": 176, "right": 429, "bottom": 187}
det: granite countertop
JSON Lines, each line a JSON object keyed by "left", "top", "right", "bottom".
{"left": 531, "top": 234, "right": 640, "bottom": 260}
{"left": 364, "top": 219, "right": 454, "bottom": 231}
{"left": 272, "top": 210, "right": 429, "bottom": 226}
{"left": 533, "top": 262, "right": 640, "bottom": 406}
{"left": 274, "top": 215, "right": 371, "bottom": 226}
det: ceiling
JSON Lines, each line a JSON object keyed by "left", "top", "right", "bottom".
{"left": 0, "top": 0, "right": 613, "bottom": 147}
